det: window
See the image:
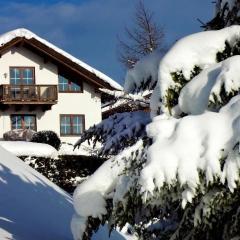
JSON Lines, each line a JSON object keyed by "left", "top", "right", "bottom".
{"left": 11, "top": 115, "right": 37, "bottom": 131}
{"left": 58, "top": 75, "right": 82, "bottom": 92}
{"left": 10, "top": 67, "right": 35, "bottom": 85}
{"left": 60, "top": 115, "right": 85, "bottom": 136}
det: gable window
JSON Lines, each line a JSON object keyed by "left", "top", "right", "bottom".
{"left": 11, "top": 115, "right": 37, "bottom": 131}
{"left": 10, "top": 67, "right": 35, "bottom": 85}
{"left": 58, "top": 75, "right": 82, "bottom": 92}
{"left": 60, "top": 114, "right": 85, "bottom": 136}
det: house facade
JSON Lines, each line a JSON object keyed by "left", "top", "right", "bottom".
{"left": 0, "top": 29, "right": 122, "bottom": 143}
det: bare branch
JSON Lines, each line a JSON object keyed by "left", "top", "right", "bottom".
{"left": 117, "top": 0, "right": 166, "bottom": 69}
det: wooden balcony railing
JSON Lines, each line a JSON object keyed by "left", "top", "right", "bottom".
{"left": 0, "top": 84, "right": 58, "bottom": 104}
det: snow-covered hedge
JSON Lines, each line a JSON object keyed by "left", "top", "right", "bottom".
{"left": 22, "top": 155, "right": 105, "bottom": 194}
{"left": 0, "top": 141, "right": 58, "bottom": 158}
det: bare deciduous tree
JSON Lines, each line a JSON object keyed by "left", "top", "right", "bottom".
{"left": 117, "top": 0, "right": 166, "bottom": 69}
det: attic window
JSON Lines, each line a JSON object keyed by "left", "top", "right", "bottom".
{"left": 58, "top": 75, "right": 82, "bottom": 93}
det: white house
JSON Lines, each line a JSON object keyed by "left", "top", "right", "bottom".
{"left": 0, "top": 28, "right": 122, "bottom": 143}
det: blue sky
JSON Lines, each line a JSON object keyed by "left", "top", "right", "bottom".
{"left": 0, "top": 0, "right": 213, "bottom": 85}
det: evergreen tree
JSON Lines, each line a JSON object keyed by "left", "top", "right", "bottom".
{"left": 72, "top": 3, "right": 240, "bottom": 240}
{"left": 204, "top": 0, "right": 240, "bottom": 30}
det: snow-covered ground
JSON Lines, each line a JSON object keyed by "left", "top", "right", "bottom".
{"left": 0, "top": 145, "right": 73, "bottom": 240}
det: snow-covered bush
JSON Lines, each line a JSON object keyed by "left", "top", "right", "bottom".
{"left": 31, "top": 130, "right": 61, "bottom": 150}
{"left": 0, "top": 141, "right": 58, "bottom": 158}
{"left": 72, "top": 25, "right": 240, "bottom": 240}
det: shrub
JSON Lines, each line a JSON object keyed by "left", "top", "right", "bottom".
{"left": 21, "top": 155, "right": 106, "bottom": 194}
{"left": 31, "top": 130, "right": 61, "bottom": 150}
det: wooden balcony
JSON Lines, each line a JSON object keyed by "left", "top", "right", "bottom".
{"left": 0, "top": 84, "right": 58, "bottom": 110}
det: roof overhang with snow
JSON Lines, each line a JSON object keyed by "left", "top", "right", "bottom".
{"left": 0, "top": 29, "right": 123, "bottom": 91}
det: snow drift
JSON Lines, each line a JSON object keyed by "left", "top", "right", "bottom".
{"left": 0, "top": 145, "right": 73, "bottom": 240}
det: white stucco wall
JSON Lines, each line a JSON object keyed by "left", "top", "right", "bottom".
{"left": 0, "top": 46, "right": 102, "bottom": 144}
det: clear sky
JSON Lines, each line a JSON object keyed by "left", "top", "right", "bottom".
{"left": 0, "top": 0, "right": 213, "bottom": 85}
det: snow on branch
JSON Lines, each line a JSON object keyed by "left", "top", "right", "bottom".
{"left": 142, "top": 95, "right": 240, "bottom": 206}
{"left": 157, "top": 25, "right": 240, "bottom": 115}
{"left": 179, "top": 55, "right": 240, "bottom": 114}
{"left": 74, "top": 111, "right": 151, "bottom": 156}
{"left": 124, "top": 51, "right": 161, "bottom": 94}
{"left": 99, "top": 88, "right": 150, "bottom": 105}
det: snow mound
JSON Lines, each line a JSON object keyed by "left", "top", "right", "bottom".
{"left": 158, "top": 25, "right": 240, "bottom": 113}
{"left": 179, "top": 55, "right": 240, "bottom": 114}
{"left": 124, "top": 51, "right": 162, "bottom": 94}
{"left": 0, "top": 141, "right": 58, "bottom": 158}
{"left": 0, "top": 28, "right": 122, "bottom": 90}
{"left": 141, "top": 95, "right": 240, "bottom": 206}
{"left": 0, "top": 145, "right": 73, "bottom": 239}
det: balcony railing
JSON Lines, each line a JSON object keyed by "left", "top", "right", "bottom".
{"left": 0, "top": 84, "right": 58, "bottom": 104}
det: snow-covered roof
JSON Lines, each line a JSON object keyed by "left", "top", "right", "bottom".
{"left": 0, "top": 28, "right": 122, "bottom": 90}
